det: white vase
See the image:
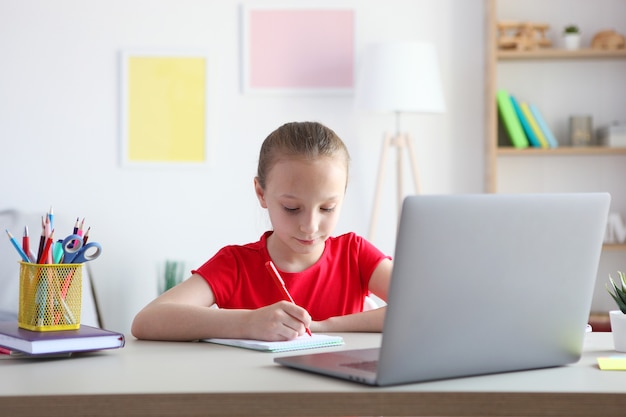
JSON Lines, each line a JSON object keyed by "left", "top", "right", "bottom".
{"left": 563, "top": 34, "right": 581, "bottom": 50}
{"left": 609, "top": 310, "right": 626, "bottom": 352}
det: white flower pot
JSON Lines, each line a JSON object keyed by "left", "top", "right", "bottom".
{"left": 563, "top": 34, "right": 581, "bottom": 50}
{"left": 609, "top": 310, "right": 626, "bottom": 352}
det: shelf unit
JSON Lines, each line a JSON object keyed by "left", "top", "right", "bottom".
{"left": 485, "top": 6, "right": 626, "bottom": 191}
{"left": 484, "top": 0, "right": 626, "bottom": 254}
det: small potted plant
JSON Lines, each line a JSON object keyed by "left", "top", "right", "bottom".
{"left": 606, "top": 271, "right": 626, "bottom": 351}
{"left": 563, "top": 25, "right": 581, "bottom": 50}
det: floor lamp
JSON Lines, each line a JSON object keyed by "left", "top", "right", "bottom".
{"left": 356, "top": 41, "right": 445, "bottom": 241}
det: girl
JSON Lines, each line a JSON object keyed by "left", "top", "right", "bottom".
{"left": 131, "top": 121, "right": 392, "bottom": 341}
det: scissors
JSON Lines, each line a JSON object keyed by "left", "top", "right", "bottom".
{"left": 61, "top": 234, "right": 102, "bottom": 264}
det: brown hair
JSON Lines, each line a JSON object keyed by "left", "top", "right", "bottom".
{"left": 256, "top": 121, "right": 350, "bottom": 189}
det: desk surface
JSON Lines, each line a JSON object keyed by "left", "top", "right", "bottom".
{"left": 1, "top": 332, "right": 625, "bottom": 417}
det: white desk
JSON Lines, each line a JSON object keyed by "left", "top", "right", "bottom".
{"left": 1, "top": 332, "right": 625, "bottom": 416}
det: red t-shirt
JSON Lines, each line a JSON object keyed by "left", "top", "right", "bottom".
{"left": 192, "top": 231, "right": 390, "bottom": 321}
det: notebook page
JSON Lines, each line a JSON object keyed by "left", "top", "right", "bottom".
{"left": 202, "top": 334, "right": 344, "bottom": 352}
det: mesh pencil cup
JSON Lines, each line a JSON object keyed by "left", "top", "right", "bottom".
{"left": 18, "top": 262, "right": 83, "bottom": 331}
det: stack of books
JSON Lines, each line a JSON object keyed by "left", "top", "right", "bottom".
{"left": 0, "top": 321, "right": 125, "bottom": 357}
{"left": 496, "top": 89, "right": 559, "bottom": 149}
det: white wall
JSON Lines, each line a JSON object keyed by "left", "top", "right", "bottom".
{"left": 0, "top": 0, "right": 486, "bottom": 332}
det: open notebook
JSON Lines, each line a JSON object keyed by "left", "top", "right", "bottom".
{"left": 202, "top": 334, "right": 344, "bottom": 353}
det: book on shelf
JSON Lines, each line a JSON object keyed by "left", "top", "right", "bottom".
{"left": 0, "top": 321, "right": 125, "bottom": 355}
{"left": 510, "top": 95, "right": 542, "bottom": 148}
{"left": 529, "top": 104, "right": 559, "bottom": 148}
{"left": 496, "top": 89, "right": 529, "bottom": 148}
{"left": 202, "top": 333, "right": 344, "bottom": 353}
{"left": 520, "top": 102, "right": 550, "bottom": 148}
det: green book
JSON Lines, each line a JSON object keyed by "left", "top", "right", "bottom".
{"left": 496, "top": 89, "right": 529, "bottom": 149}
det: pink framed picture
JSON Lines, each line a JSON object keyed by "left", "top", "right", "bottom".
{"left": 241, "top": 5, "right": 355, "bottom": 95}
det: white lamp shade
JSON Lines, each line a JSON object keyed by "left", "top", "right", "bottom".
{"left": 356, "top": 41, "right": 445, "bottom": 114}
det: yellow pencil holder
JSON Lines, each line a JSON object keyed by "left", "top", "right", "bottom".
{"left": 18, "top": 262, "right": 82, "bottom": 332}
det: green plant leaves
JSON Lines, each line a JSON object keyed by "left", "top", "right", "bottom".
{"left": 607, "top": 271, "right": 626, "bottom": 314}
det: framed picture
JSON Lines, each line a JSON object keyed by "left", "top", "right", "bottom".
{"left": 241, "top": 5, "right": 355, "bottom": 95}
{"left": 120, "top": 49, "right": 210, "bottom": 166}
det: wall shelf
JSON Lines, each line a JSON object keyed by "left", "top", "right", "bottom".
{"left": 497, "top": 147, "right": 626, "bottom": 156}
{"left": 603, "top": 243, "right": 626, "bottom": 251}
{"left": 498, "top": 48, "right": 626, "bottom": 60}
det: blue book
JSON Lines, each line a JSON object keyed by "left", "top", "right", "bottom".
{"left": 530, "top": 104, "right": 559, "bottom": 148}
{"left": 510, "top": 95, "right": 541, "bottom": 148}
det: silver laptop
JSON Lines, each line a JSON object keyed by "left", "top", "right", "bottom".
{"left": 274, "top": 193, "right": 611, "bottom": 386}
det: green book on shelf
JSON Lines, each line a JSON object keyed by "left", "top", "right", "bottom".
{"left": 496, "top": 89, "right": 529, "bottom": 149}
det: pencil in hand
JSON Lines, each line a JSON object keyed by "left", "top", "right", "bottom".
{"left": 265, "top": 260, "right": 312, "bottom": 337}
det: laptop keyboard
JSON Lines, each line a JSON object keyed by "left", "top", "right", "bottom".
{"left": 340, "top": 360, "right": 378, "bottom": 372}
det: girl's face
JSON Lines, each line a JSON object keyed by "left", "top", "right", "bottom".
{"left": 255, "top": 155, "right": 347, "bottom": 268}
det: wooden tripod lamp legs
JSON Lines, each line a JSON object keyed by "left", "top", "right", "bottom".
{"left": 368, "top": 132, "right": 421, "bottom": 241}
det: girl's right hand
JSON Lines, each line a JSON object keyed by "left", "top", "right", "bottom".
{"left": 245, "top": 301, "right": 311, "bottom": 341}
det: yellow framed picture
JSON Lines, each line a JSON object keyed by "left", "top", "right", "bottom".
{"left": 120, "top": 50, "right": 209, "bottom": 166}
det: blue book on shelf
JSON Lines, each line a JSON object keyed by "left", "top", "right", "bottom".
{"left": 510, "top": 95, "right": 541, "bottom": 148}
{"left": 530, "top": 104, "right": 559, "bottom": 148}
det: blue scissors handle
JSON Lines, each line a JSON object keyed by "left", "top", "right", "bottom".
{"left": 62, "top": 234, "right": 102, "bottom": 264}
